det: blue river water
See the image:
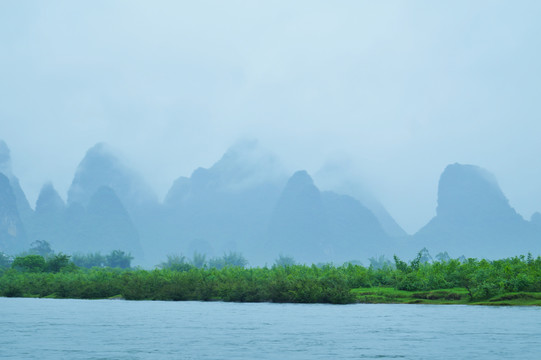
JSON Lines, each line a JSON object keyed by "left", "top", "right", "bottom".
{"left": 0, "top": 298, "right": 540, "bottom": 359}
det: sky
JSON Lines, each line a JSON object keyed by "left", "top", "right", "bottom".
{"left": 1, "top": 1, "right": 540, "bottom": 234}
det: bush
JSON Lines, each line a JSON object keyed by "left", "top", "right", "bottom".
{"left": 159, "top": 255, "right": 194, "bottom": 272}
{"left": 208, "top": 252, "right": 248, "bottom": 270}
{"left": 106, "top": 250, "right": 133, "bottom": 269}
{"left": 12, "top": 255, "right": 46, "bottom": 273}
{"left": 46, "top": 253, "right": 74, "bottom": 273}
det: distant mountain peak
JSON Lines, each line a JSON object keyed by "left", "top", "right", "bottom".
{"left": 35, "top": 182, "right": 65, "bottom": 214}
{"left": 68, "top": 142, "right": 157, "bottom": 210}
{"left": 413, "top": 163, "right": 532, "bottom": 259}
{"left": 222, "top": 139, "right": 260, "bottom": 158}
{"left": 209, "top": 139, "right": 286, "bottom": 190}
{"left": 288, "top": 170, "right": 313, "bottom": 184}
{"left": 279, "top": 170, "right": 319, "bottom": 201}
{"left": 436, "top": 163, "right": 517, "bottom": 221}
{"left": 268, "top": 169, "right": 391, "bottom": 263}
{"left": 0, "top": 140, "right": 32, "bottom": 218}
{"left": 166, "top": 140, "right": 286, "bottom": 205}
{"left": 0, "top": 140, "right": 10, "bottom": 169}
{"left": 313, "top": 162, "right": 407, "bottom": 238}
{"left": 0, "top": 140, "right": 13, "bottom": 178}
{"left": 0, "top": 172, "right": 27, "bottom": 253}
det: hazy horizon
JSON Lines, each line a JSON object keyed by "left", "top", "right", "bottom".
{"left": 2, "top": 1, "right": 541, "bottom": 234}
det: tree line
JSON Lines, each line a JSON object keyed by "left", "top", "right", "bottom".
{"left": 0, "top": 245, "right": 540, "bottom": 304}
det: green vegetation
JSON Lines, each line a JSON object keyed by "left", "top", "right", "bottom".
{"left": 0, "top": 250, "right": 540, "bottom": 305}
{"left": 0, "top": 260, "right": 355, "bottom": 304}
{"left": 11, "top": 253, "right": 75, "bottom": 273}
{"left": 352, "top": 288, "right": 541, "bottom": 306}
{"left": 71, "top": 250, "right": 133, "bottom": 269}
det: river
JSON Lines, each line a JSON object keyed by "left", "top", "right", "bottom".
{"left": 0, "top": 298, "right": 539, "bottom": 359}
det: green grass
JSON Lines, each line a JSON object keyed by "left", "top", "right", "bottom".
{"left": 474, "top": 292, "right": 541, "bottom": 306}
{"left": 352, "top": 287, "right": 541, "bottom": 306}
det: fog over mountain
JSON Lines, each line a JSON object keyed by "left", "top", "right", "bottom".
{"left": 0, "top": 173, "right": 27, "bottom": 254}
{"left": 412, "top": 164, "right": 541, "bottom": 259}
{"left": 267, "top": 170, "right": 394, "bottom": 264}
{"left": 29, "top": 183, "right": 66, "bottom": 251}
{"left": 1, "top": 139, "right": 539, "bottom": 267}
{"left": 2, "top": 2, "right": 541, "bottom": 236}
{"left": 83, "top": 186, "right": 142, "bottom": 258}
{"left": 0, "top": 139, "right": 406, "bottom": 265}
{"left": 314, "top": 162, "right": 407, "bottom": 238}
{"left": 0, "top": 141, "right": 32, "bottom": 225}
{"left": 161, "top": 140, "right": 287, "bottom": 265}
{"left": 68, "top": 142, "right": 158, "bottom": 214}
{"left": 1, "top": 1, "right": 540, "bottom": 272}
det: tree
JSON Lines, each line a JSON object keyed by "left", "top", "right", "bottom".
{"left": 456, "top": 258, "right": 477, "bottom": 300}
{"left": 418, "top": 248, "right": 433, "bottom": 264}
{"left": 0, "top": 252, "right": 12, "bottom": 269}
{"left": 191, "top": 252, "right": 207, "bottom": 269}
{"left": 71, "top": 252, "right": 106, "bottom": 268}
{"left": 46, "top": 253, "right": 73, "bottom": 273}
{"left": 369, "top": 255, "right": 392, "bottom": 270}
{"left": 12, "top": 255, "right": 46, "bottom": 272}
{"left": 435, "top": 251, "right": 451, "bottom": 262}
{"left": 29, "top": 240, "right": 54, "bottom": 258}
{"left": 393, "top": 255, "right": 409, "bottom": 273}
{"left": 160, "top": 254, "right": 193, "bottom": 271}
{"left": 208, "top": 252, "right": 248, "bottom": 269}
{"left": 106, "top": 250, "right": 133, "bottom": 269}
{"left": 274, "top": 254, "right": 296, "bottom": 267}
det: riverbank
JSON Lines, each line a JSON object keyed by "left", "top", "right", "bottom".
{"left": 353, "top": 287, "right": 541, "bottom": 306}
{"left": 1, "top": 267, "right": 541, "bottom": 306}
{"left": 8, "top": 287, "right": 541, "bottom": 306}
{"left": 2, "top": 252, "right": 540, "bottom": 305}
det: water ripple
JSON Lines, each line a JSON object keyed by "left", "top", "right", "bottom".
{"left": 0, "top": 298, "right": 539, "bottom": 359}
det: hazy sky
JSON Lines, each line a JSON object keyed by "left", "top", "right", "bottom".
{"left": 1, "top": 1, "right": 540, "bottom": 234}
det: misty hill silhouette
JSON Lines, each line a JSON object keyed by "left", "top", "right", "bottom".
{"left": 161, "top": 145, "right": 395, "bottom": 265}
{"left": 28, "top": 183, "right": 67, "bottom": 251}
{"left": 66, "top": 142, "right": 159, "bottom": 259}
{"left": 29, "top": 183, "right": 144, "bottom": 258}
{"left": 313, "top": 164, "right": 407, "bottom": 238}
{"left": 161, "top": 140, "right": 286, "bottom": 264}
{"left": 268, "top": 170, "right": 393, "bottom": 263}
{"left": 267, "top": 171, "right": 328, "bottom": 262}
{"left": 0, "top": 173, "right": 27, "bottom": 253}
{"left": 1, "top": 139, "right": 540, "bottom": 266}
{"left": 0, "top": 140, "right": 33, "bottom": 225}
{"left": 0, "top": 141, "right": 145, "bottom": 258}
{"left": 412, "top": 163, "right": 540, "bottom": 258}
{"left": 67, "top": 142, "right": 158, "bottom": 215}
{"left": 0, "top": 141, "right": 32, "bottom": 254}
{"left": 82, "top": 186, "right": 142, "bottom": 257}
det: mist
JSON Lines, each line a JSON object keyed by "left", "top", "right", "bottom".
{"left": 2, "top": 1, "right": 541, "bottom": 235}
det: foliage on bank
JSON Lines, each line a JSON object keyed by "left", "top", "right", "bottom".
{"left": 0, "top": 262, "right": 356, "bottom": 304}
{"left": 0, "top": 250, "right": 540, "bottom": 305}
